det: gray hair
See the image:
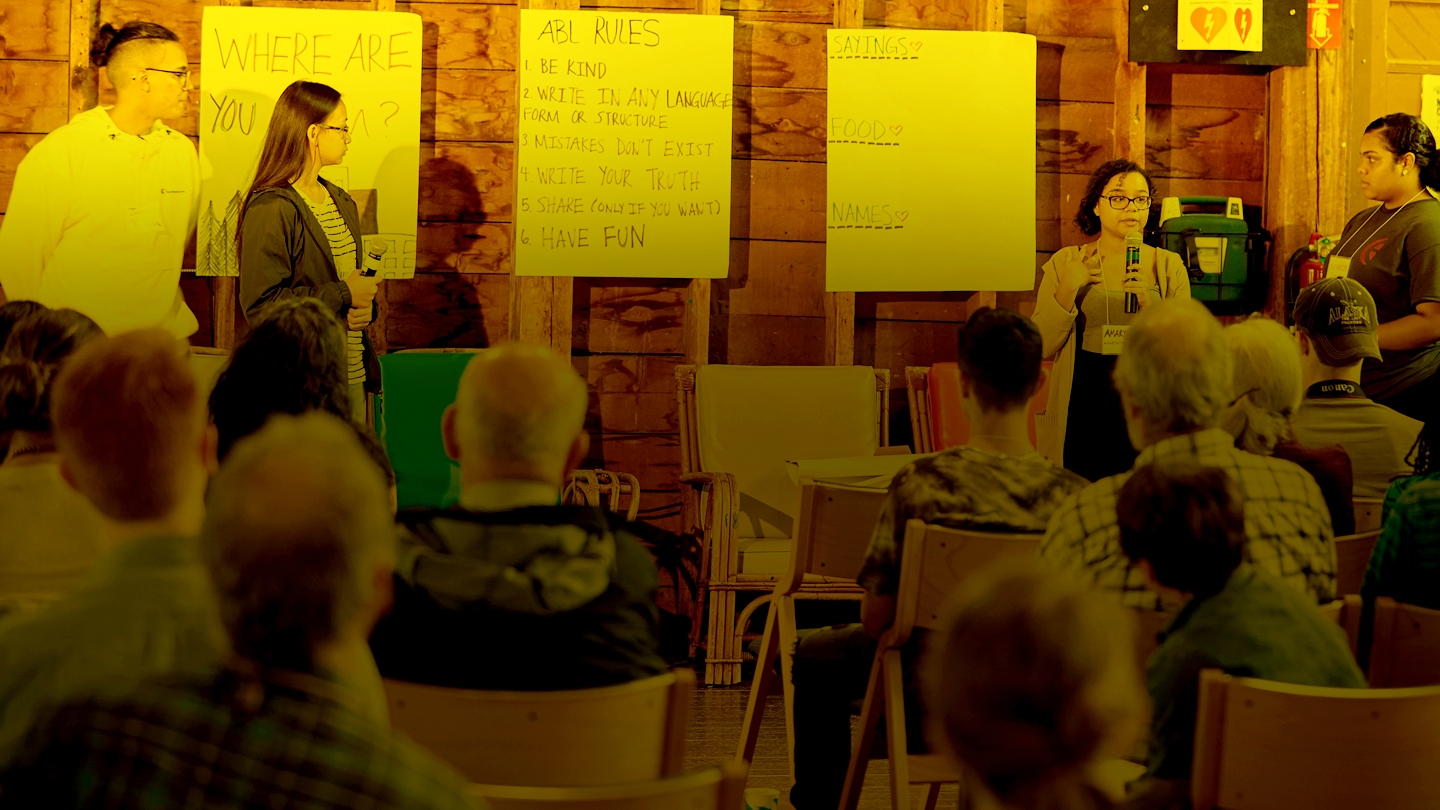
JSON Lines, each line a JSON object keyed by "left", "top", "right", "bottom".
{"left": 1219, "top": 317, "right": 1303, "bottom": 455}
{"left": 202, "top": 411, "right": 395, "bottom": 671}
{"left": 1113, "top": 298, "right": 1232, "bottom": 435}
{"left": 455, "top": 343, "right": 588, "bottom": 464}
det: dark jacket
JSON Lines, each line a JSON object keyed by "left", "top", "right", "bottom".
{"left": 238, "top": 179, "right": 380, "bottom": 392}
{"left": 368, "top": 505, "right": 668, "bottom": 691}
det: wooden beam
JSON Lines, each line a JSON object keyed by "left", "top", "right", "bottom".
{"left": 68, "top": 0, "right": 97, "bottom": 120}
{"left": 1112, "top": 0, "right": 1146, "bottom": 163}
{"left": 1264, "top": 56, "right": 1320, "bottom": 320}
{"left": 684, "top": 0, "right": 721, "bottom": 366}
{"left": 1317, "top": 34, "right": 1352, "bottom": 236}
{"left": 508, "top": 0, "right": 577, "bottom": 352}
{"left": 825, "top": 0, "right": 863, "bottom": 365}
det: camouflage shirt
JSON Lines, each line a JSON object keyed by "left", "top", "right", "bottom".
{"left": 857, "top": 447, "right": 1088, "bottom": 596}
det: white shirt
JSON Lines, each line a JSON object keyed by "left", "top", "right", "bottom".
{"left": 0, "top": 106, "right": 199, "bottom": 337}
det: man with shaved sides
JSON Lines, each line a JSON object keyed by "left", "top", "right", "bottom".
{"left": 368, "top": 343, "right": 668, "bottom": 690}
{"left": 0, "top": 22, "right": 199, "bottom": 338}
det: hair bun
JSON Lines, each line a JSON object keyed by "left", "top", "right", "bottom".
{"left": 0, "top": 360, "right": 54, "bottom": 434}
{"left": 90, "top": 23, "right": 120, "bottom": 67}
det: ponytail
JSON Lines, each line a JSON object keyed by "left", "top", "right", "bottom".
{"left": 90, "top": 21, "right": 179, "bottom": 68}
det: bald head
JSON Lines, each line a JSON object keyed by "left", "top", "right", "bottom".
{"left": 204, "top": 412, "right": 395, "bottom": 670}
{"left": 1114, "top": 297, "right": 1231, "bottom": 443}
{"left": 446, "top": 344, "right": 589, "bottom": 486}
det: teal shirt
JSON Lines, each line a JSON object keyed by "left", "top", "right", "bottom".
{"left": 1145, "top": 564, "right": 1365, "bottom": 780}
{"left": 0, "top": 535, "right": 225, "bottom": 763}
{"left": 1363, "top": 472, "right": 1440, "bottom": 609}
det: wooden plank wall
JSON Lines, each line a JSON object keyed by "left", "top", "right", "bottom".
{"left": 0, "top": 0, "right": 1278, "bottom": 531}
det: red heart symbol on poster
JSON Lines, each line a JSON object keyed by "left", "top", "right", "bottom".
{"left": 1234, "top": 7, "right": 1253, "bottom": 41}
{"left": 1190, "top": 6, "right": 1226, "bottom": 42}
{"left": 890, "top": 124, "right": 903, "bottom": 135}
{"left": 895, "top": 211, "right": 909, "bottom": 221}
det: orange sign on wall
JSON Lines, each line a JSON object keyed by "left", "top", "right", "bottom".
{"left": 1308, "top": 0, "right": 1343, "bottom": 49}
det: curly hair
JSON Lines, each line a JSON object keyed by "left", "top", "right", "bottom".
{"left": 1366, "top": 113, "right": 1440, "bottom": 192}
{"left": 1074, "top": 159, "right": 1157, "bottom": 237}
{"left": 208, "top": 298, "right": 351, "bottom": 461}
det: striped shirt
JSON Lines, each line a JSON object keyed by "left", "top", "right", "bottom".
{"left": 296, "top": 186, "right": 365, "bottom": 387}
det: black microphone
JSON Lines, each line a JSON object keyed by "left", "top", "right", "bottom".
{"left": 1124, "top": 232, "right": 1142, "bottom": 314}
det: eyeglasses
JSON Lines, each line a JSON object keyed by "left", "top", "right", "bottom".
{"left": 1104, "top": 195, "right": 1153, "bottom": 210}
{"left": 317, "top": 124, "right": 351, "bottom": 138}
{"left": 143, "top": 67, "right": 191, "bottom": 86}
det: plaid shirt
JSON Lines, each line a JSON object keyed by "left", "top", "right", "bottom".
{"left": 1040, "top": 429, "right": 1337, "bottom": 610}
{"left": 0, "top": 667, "right": 483, "bottom": 810}
{"left": 1363, "top": 472, "right": 1440, "bottom": 609}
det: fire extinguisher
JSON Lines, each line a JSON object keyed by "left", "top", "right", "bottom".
{"left": 1285, "top": 233, "right": 1327, "bottom": 323}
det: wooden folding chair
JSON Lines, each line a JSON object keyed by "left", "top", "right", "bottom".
{"left": 904, "top": 367, "right": 935, "bottom": 454}
{"left": 1334, "top": 530, "right": 1381, "bottom": 597}
{"left": 564, "top": 469, "right": 642, "bottom": 520}
{"left": 1352, "top": 497, "right": 1384, "bottom": 534}
{"left": 735, "top": 480, "right": 889, "bottom": 777}
{"left": 904, "top": 362, "right": 1053, "bottom": 455}
{"left": 1368, "top": 597, "right": 1440, "bottom": 688}
{"left": 1319, "top": 594, "right": 1364, "bottom": 659}
{"left": 472, "top": 762, "right": 749, "bottom": 810}
{"left": 839, "top": 520, "right": 1042, "bottom": 810}
{"left": 384, "top": 669, "right": 693, "bottom": 786}
{"left": 676, "top": 365, "right": 891, "bottom": 685}
{"left": 1191, "top": 669, "right": 1440, "bottom": 809}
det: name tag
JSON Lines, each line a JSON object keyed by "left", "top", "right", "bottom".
{"left": 1326, "top": 255, "right": 1351, "bottom": 279}
{"left": 1102, "top": 324, "right": 1129, "bottom": 356}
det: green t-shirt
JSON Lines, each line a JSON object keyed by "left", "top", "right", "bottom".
{"left": 1336, "top": 196, "right": 1440, "bottom": 400}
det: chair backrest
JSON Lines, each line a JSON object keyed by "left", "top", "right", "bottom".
{"left": 1352, "top": 497, "right": 1384, "bottom": 534}
{"left": 677, "top": 364, "right": 889, "bottom": 539}
{"left": 1369, "top": 597, "right": 1440, "bottom": 688}
{"left": 1334, "top": 530, "right": 1381, "bottom": 597}
{"left": 1318, "top": 594, "right": 1364, "bottom": 659}
{"left": 891, "top": 519, "right": 1041, "bottom": 645}
{"left": 472, "top": 762, "right": 748, "bottom": 810}
{"left": 376, "top": 349, "right": 484, "bottom": 510}
{"left": 925, "top": 361, "right": 1052, "bottom": 452}
{"left": 188, "top": 347, "right": 230, "bottom": 404}
{"left": 904, "top": 366, "right": 934, "bottom": 454}
{"left": 1191, "top": 669, "right": 1440, "bottom": 809}
{"left": 384, "top": 669, "right": 694, "bottom": 786}
{"left": 782, "top": 480, "right": 890, "bottom": 592}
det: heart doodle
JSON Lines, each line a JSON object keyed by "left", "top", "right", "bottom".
{"left": 1189, "top": 6, "right": 1226, "bottom": 43}
{"left": 1234, "top": 7, "right": 1252, "bottom": 42}
{"left": 895, "top": 211, "right": 909, "bottom": 222}
{"left": 890, "top": 124, "right": 903, "bottom": 135}
{"left": 911, "top": 41, "right": 923, "bottom": 51}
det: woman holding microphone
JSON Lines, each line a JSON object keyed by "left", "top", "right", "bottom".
{"left": 1033, "top": 159, "right": 1193, "bottom": 481}
{"left": 1327, "top": 113, "right": 1440, "bottom": 421}
{"left": 239, "top": 80, "right": 384, "bottom": 422}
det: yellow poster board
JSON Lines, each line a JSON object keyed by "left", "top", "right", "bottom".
{"left": 1424, "top": 75, "right": 1440, "bottom": 144}
{"left": 515, "top": 10, "right": 733, "bottom": 278}
{"left": 825, "top": 30, "right": 1036, "bottom": 292}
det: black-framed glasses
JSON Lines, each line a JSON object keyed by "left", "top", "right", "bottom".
{"left": 144, "top": 67, "right": 191, "bottom": 85}
{"left": 1104, "top": 195, "right": 1153, "bottom": 210}
{"left": 317, "top": 124, "right": 351, "bottom": 137}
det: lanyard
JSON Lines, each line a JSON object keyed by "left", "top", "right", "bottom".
{"left": 1332, "top": 189, "right": 1431, "bottom": 258}
{"left": 1306, "top": 380, "right": 1363, "bottom": 399}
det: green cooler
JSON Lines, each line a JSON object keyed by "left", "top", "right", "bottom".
{"left": 1154, "top": 196, "right": 1270, "bottom": 313}
{"left": 375, "top": 349, "right": 483, "bottom": 510}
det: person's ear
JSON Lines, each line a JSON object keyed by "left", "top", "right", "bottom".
{"left": 57, "top": 456, "right": 81, "bottom": 494}
{"left": 366, "top": 562, "right": 395, "bottom": 630}
{"left": 1137, "top": 558, "right": 1163, "bottom": 593}
{"left": 562, "top": 431, "right": 591, "bottom": 481}
{"left": 440, "top": 404, "right": 461, "bottom": 462}
{"left": 1297, "top": 331, "right": 1312, "bottom": 357}
{"left": 957, "top": 369, "right": 973, "bottom": 402}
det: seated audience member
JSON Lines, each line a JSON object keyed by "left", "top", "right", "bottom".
{"left": 789, "top": 309, "right": 1089, "bottom": 810}
{"left": 0, "top": 414, "right": 481, "bottom": 809}
{"left": 1041, "top": 298, "right": 1337, "bottom": 610}
{"left": 1220, "top": 316, "right": 1355, "bottom": 535}
{"left": 1290, "top": 278, "right": 1421, "bottom": 500}
{"left": 208, "top": 297, "right": 352, "bottom": 460}
{"left": 0, "top": 330, "right": 224, "bottom": 761}
{"left": 1362, "top": 403, "right": 1440, "bottom": 612}
{"left": 368, "top": 343, "right": 667, "bottom": 691}
{"left": 925, "top": 561, "right": 1147, "bottom": 810}
{"left": 1117, "top": 463, "right": 1363, "bottom": 804}
{"left": 0, "top": 309, "right": 106, "bottom": 615}
{"left": 0, "top": 301, "right": 46, "bottom": 356}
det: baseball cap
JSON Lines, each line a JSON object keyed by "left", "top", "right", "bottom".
{"left": 1292, "top": 277, "right": 1383, "bottom": 366}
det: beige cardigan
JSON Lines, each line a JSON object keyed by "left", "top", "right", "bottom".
{"left": 1033, "top": 244, "right": 1193, "bottom": 465}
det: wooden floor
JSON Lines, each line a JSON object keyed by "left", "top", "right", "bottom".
{"left": 684, "top": 684, "right": 964, "bottom": 810}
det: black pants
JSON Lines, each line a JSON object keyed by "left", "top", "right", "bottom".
{"left": 1064, "top": 349, "right": 1138, "bottom": 482}
{"left": 788, "top": 623, "right": 927, "bottom": 810}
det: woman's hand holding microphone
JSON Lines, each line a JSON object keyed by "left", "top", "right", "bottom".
{"left": 344, "top": 237, "right": 388, "bottom": 330}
